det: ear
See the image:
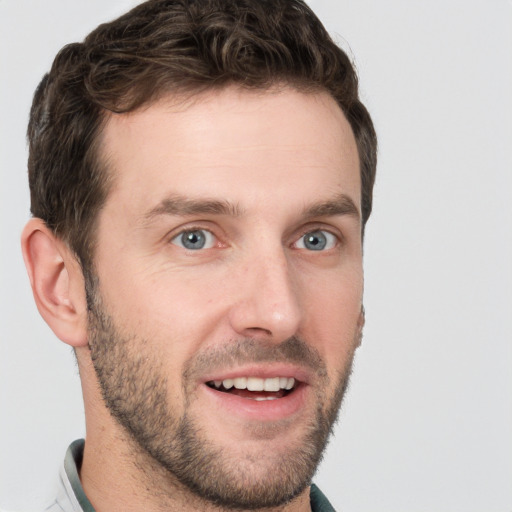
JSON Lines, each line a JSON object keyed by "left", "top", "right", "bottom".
{"left": 21, "top": 218, "right": 89, "bottom": 347}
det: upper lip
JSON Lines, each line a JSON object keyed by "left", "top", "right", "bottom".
{"left": 201, "top": 364, "right": 313, "bottom": 386}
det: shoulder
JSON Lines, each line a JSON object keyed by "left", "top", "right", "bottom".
{"left": 42, "top": 501, "right": 69, "bottom": 512}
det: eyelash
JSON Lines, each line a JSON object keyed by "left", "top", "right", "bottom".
{"left": 293, "top": 229, "right": 339, "bottom": 251}
{"left": 169, "top": 226, "right": 220, "bottom": 250}
{"left": 169, "top": 224, "right": 341, "bottom": 252}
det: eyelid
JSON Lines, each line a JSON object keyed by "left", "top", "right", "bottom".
{"left": 294, "top": 230, "right": 338, "bottom": 250}
{"left": 170, "top": 228, "right": 216, "bottom": 249}
{"left": 293, "top": 222, "right": 343, "bottom": 243}
{"left": 167, "top": 223, "right": 224, "bottom": 250}
{"left": 165, "top": 221, "right": 343, "bottom": 251}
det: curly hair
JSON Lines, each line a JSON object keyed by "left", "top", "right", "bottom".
{"left": 27, "top": 0, "right": 377, "bottom": 271}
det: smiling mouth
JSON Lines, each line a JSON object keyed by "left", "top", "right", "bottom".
{"left": 206, "top": 376, "right": 297, "bottom": 401}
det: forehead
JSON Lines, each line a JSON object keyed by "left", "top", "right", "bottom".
{"left": 100, "top": 86, "right": 360, "bottom": 219}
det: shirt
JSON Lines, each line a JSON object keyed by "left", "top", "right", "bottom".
{"left": 44, "top": 439, "right": 336, "bottom": 511}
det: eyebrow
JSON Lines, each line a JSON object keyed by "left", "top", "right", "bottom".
{"left": 144, "top": 194, "right": 245, "bottom": 221}
{"left": 143, "top": 192, "right": 359, "bottom": 223}
{"left": 302, "top": 193, "right": 360, "bottom": 221}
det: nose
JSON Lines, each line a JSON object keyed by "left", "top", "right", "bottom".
{"left": 228, "top": 247, "right": 302, "bottom": 342}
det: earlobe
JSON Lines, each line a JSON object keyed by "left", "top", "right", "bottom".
{"left": 21, "top": 218, "right": 88, "bottom": 347}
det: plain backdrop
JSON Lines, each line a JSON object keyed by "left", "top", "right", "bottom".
{"left": 1, "top": 1, "right": 511, "bottom": 511}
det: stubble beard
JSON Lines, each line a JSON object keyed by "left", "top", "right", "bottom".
{"left": 86, "top": 285, "right": 356, "bottom": 510}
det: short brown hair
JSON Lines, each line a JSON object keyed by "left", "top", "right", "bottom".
{"left": 27, "top": 0, "right": 377, "bottom": 271}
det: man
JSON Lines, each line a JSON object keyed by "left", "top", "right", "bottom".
{"left": 20, "top": 0, "right": 377, "bottom": 510}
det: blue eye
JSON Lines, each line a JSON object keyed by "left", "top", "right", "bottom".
{"left": 171, "top": 229, "right": 215, "bottom": 250}
{"left": 295, "top": 230, "right": 337, "bottom": 251}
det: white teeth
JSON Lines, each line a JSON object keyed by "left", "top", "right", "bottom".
{"left": 222, "top": 378, "right": 234, "bottom": 389}
{"left": 285, "top": 378, "right": 295, "bottom": 390}
{"left": 253, "top": 396, "right": 278, "bottom": 401}
{"left": 233, "top": 377, "right": 247, "bottom": 389}
{"left": 213, "top": 376, "right": 296, "bottom": 391}
{"left": 247, "top": 377, "right": 264, "bottom": 391}
{"left": 264, "top": 377, "right": 280, "bottom": 392}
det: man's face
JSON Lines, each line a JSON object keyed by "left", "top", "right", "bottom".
{"left": 88, "top": 87, "right": 363, "bottom": 508}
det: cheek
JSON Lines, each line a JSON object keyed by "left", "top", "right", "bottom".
{"left": 300, "top": 265, "right": 363, "bottom": 362}
{"left": 108, "top": 267, "right": 228, "bottom": 359}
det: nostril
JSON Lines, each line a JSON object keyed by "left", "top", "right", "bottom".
{"left": 245, "top": 327, "right": 272, "bottom": 337}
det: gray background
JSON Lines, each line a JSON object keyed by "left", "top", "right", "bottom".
{"left": 1, "top": 1, "right": 511, "bottom": 510}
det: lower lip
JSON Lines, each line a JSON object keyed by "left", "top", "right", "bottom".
{"left": 202, "top": 383, "right": 308, "bottom": 422}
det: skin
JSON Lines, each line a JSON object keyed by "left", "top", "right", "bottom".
{"left": 22, "top": 86, "right": 364, "bottom": 512}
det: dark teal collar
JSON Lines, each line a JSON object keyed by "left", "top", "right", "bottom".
{"left": 64, "top": 440, "right": 336, "bottom": 511}
{"left": 64, "top": 439, "right": 95, "bottom": 512}
{"left": 310, "top": 483, "right": 336, "bottom": 511}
